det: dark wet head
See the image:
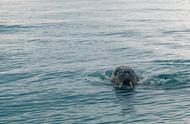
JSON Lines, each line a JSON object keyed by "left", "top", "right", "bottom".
{"left": 111, "top": 66, "right": 139, "bottom": 88}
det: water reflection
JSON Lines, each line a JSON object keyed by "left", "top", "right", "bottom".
{"left": 113, "top": 88, "right": 136, "bottom": 116}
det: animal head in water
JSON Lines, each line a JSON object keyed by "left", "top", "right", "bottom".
{"left": 111, "top": 66, "right": 139, "bottom": 88}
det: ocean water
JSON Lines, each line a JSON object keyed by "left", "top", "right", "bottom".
{"left": 1, "top": 0, "right": 190, "bottom": 123}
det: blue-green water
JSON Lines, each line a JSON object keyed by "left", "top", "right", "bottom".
{"left": 1, "top": 0, "right": 190, "bottom": 123}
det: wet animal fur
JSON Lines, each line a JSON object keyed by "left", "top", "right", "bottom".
{"left": 111, "top": 66, "right": 139, "bottom": 88}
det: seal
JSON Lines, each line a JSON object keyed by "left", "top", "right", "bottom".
{"left": 110, "top": 66, "right": 139, "bottom": 88}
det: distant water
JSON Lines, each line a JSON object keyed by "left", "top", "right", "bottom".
{"left": 1, "top": 0, "right": 190, "bottom": 123}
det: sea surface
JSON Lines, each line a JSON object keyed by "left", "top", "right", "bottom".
{"left": 1, "top": 0, "right": 190, "bottom": 123}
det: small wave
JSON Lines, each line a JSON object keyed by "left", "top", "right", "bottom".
{"left": 110, "top": 47, "right": 130, "bottom": 52}
{"left": 152, "top": 59, "right": 190, "bottom": 66}
{"left": 99, "top": 31, "right": 142, "bottom": 37}
{"left": 0, "top": 24, "right": 36, "bottom": 33}
{"left": 162, "top": 29, "right": 190, "bottom": 34}
{"left": 86, "top": 70, "right": 113, "bottom": 87}
{"left": 0, "top": 71, "right": 40, "bottom": 84}
{"left": 143, "top": 72, "right": 190, "bottom": 90}
{"left": 87, "top": 70, "right": 112, "bottom": 80}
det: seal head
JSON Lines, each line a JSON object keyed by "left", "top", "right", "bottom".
{"left": 111, "top": 66, "right": 139, "bottom": 88}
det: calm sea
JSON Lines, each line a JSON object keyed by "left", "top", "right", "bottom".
{"left": 1, "top": 0, "right": 190, "bottom": 123}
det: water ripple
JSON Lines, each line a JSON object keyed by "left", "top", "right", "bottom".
{"left": 1, "top": 0, "right": 190, "bottom": 123}
{"left": 0, "top": 24, "right": 36, "bottom": 33}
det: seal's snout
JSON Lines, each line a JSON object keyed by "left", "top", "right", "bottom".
{"left": 111, "top": 66, "right": 139, "bottom": 88}
{"left": 125, "top": 80, "right": 134, "bottom": 88}
{"left": 118, "top": 70, "right": 132, "bottom": 82}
